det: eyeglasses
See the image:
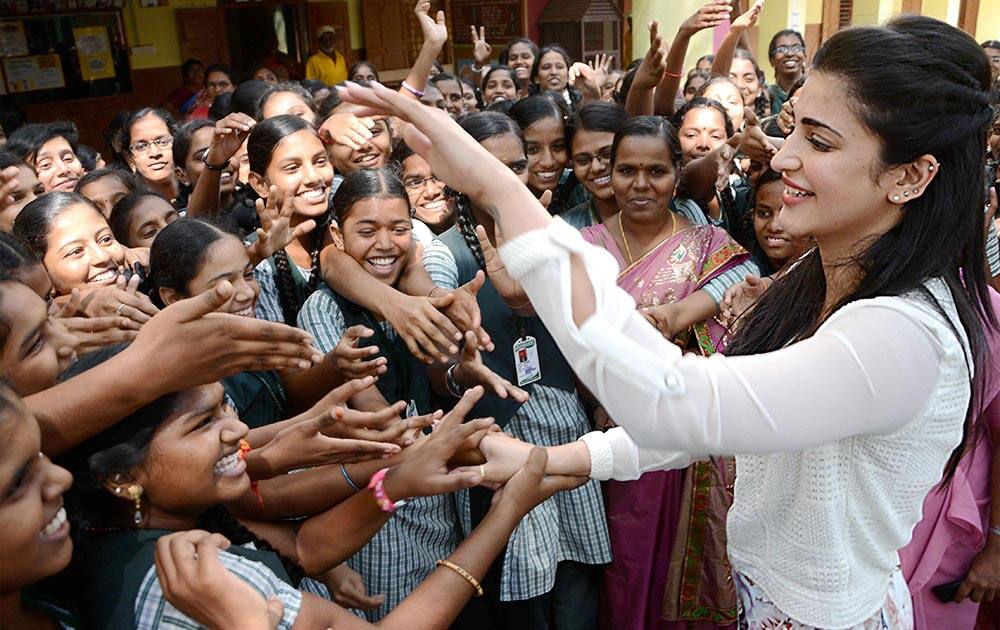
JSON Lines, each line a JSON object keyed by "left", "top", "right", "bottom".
{"left": 774, "top": 45, "right": 805, "bottom": 55}
{"left": 404, "top": 175, "right": 440, "bottom": 190}
{"left": 130, "top": 136, "right": 172, "bottom": 154}
{"left": 571, "top": 146, "right": 613, "bottom": 168}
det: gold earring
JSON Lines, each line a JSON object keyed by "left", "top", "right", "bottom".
{"left": 127, "top": 484, "right": 143, "bottom": 525}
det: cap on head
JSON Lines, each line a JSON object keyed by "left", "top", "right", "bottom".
{"left": 317, "top": 25, "right": 338, "bottom": 39}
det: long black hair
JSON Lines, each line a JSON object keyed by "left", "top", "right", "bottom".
{"left": 768, "top": 29, "right": 806, "bottom": 60}
{"left": 255, "top": 82, "right": 316, "bottom": 121}
{"left": 67, "top": 388, "right": 305, "bottom": 585}
{"left": 450, "top": 112, "right": 525, "bottom": 269}
{"left": 727, "top": 15, "right": 997, "bottom": 482}
{"left": 347, "top": 61, "right": 380, "bottom": 85}
{"left": 732, "top": 49, "right": 771, "bottom": 119}
{"left": 499, "top": 37, "right": 538, "bottom": 67}
{"left": 0, "top": 232, "right": 41, "bottom": 282}
{"left": 247, "top": 114, "right": 329, "bottom": 326}
{"left": 530, "top": 45, "right": 572, "bottom": 89}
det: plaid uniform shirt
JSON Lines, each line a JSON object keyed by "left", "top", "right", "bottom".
{"left": 253, "top": 257, "right": 315, "bottom": 323}
{"left": 298, "top": 286, "right": 464, "bottom": 620}
{"left": 423, "top": 240, "right": 611, "bottom": 601}
{"left": 134, "top": 548, "right": 302, "bottom": 629}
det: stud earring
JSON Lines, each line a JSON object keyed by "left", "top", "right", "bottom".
{"left": 912, "top": 189, "right": 919, "bottom": 195}
{"left": 903, "top": 191, "right": 910, "bottom": 197}
{"left": 892, "top": 195, "right": 900, "bottom": 202}
{"left": 928, "top": 165, "right": 935, "bottom": 171}
{"left": 127, "top": 484, "right": 143, "bottom": 525}
{"left": 114, "top": 487, "right": 122, "bottom": 495}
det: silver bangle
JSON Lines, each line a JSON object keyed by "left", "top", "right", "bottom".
{"left": 445, "top": 363, "right": 465, "bottom": 397}
{"left": 340, "top": 464, "right": 361, "bottom": 492}
{"left": 989, "top": 525, "right": 1000, "bottom": 538}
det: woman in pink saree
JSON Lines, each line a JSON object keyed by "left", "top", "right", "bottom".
{"left": 580, "top": 117, "right": 748, "bottom": 630}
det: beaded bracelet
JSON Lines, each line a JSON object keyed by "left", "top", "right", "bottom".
{"left": 401, "top": 80, "right": 425, "bottom": 98}
{"left": 436, "top": 559, "right": 484, "bottom": 597}
{"left": 368, "top": 467, "right": 406, "bottom": 512}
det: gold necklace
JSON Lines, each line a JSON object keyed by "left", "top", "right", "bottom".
{"left": 618, "top": 211, "right": 675, "bottom": 265}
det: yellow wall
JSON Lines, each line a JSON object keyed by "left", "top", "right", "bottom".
{"left": 977, "top": 0, "right": 1000, "bottom": 41}
{"left": 124, "top": 0, "right": 362, "bottom": 70}
{"left": 123, "top": 0, "right": 216, "bottom": 70}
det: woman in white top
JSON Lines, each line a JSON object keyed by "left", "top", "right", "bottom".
{"left": 337, "top": 14, "right": 997, "bottom": 629}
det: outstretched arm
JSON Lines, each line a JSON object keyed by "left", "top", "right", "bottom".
{"left": 653, "top": 1, "right": 732, "bottom": 116}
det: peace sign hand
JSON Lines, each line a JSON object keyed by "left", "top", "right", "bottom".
{"left": 471, "top": 25, "right": 492, "bottom": 66}
{"left": 633, "top": 21, "right": 667, "bottom": 91}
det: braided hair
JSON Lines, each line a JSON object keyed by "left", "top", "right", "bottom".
{"left": 247, "top": 114, "right": 332, "bottom": 326}
{"left": 449, "top": 111, "right": 526, "bottom": 270}
{"left": 196, "top": 505, "right": 305, "bottom": 585}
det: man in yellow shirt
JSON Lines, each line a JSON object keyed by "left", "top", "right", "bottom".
{"left": 305, "top": 25, "right": 347, "bottom": 86}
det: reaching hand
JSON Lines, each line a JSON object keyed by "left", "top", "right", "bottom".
{"left": 247, "top": 186, "right": 317, "bottom": 266}
{"left": 325, "top": 564, "right": 386, "bottom": 611}
{"left": 253, "top": 408, "right": 401, "bottom": 476}
{"left": 77, "top": 274, "right": 159, "bottom": 329}
{"left": 490, "top": 448, "right": 588, "bottom": 517}
{"left": 383, "top": 387, "right": 492, "bottom": 499}
{"left": 640, "top": 302, "right": 679, "bottom": 339}
{"left": 738, "top": 107, "right": 778, "bottom": 163}
{"left": 955, "top": 541, "right": 1000, "bottom": 603}
{"left": 436, "top": 270, "right": 493, "bottom": 351}
{"left": 0, "top": 165, "right": 21, "bottom": 214}
{"left": 299, "top": 376, "right": 429, "bottom": 446}
{"left": 129, "top": 281, "right": 323, "bottom": 389}
{"left": 470, "top": 26, "right": 492, "bottom": 66}
{"left": 205, "top": 113, "right": 256, "bottom": 167}
{"left": 154, "top": 530, "right": 285, "bottom": 630}
{"left": 633, "top": 21, "right": 667, "bottom": 91}
{"left": 330, "top": 324, "right": 389, "bottom": 380}
{"left": 719, "top": 274, "right": 771, "bottom": 329}
{"left": 777, "top": 96, "right": 797, "bottom": 135}
{"left": 474, "top": 224, "right": 531, "bottom": 312}
{"left": 679, "top": 0, "right": 732, "bottom": 36}
{"left": 415, "top": 0, "right": 448, "bottom": 48}
{"left": 381, "top": 291, "right": 463, "bottom": 363}
{"left": 319, "top": 112, "right": 377, "bottom": 152}
{"left": 453, "top": 331, "right": 529, "bottom": 401}
{"left": 569, "top": 54, "right": 612, "bottom": 100}
{"left": 731, "top": 0, "right": 765, "bottom": 32}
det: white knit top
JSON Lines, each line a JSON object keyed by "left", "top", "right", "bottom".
{"left": 500, "top": 218, "right": 972, "bottom": 628}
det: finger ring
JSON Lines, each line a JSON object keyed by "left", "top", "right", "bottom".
{"left": 115, "top": 304, "right": 126, "bottom": 315}
{"left": 479, "top": 464, "right": 486, "bottom": 478}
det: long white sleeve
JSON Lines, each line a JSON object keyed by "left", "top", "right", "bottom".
{"left": 501, "top": 219, "right": 951, "bottom": 473}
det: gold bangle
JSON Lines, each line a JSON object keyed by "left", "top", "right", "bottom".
{"left": 436, "top": 559, "right": 484, "bottom": 597}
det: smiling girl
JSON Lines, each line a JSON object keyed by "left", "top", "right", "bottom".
{"left": 12, "top": 192, "right": 158, "bottom": 327}
{"left": 7, "top": 122, "right": 85, "bottom": 193}
{"left": 122, "top": 109, "right": 180, "bottom": 205}
{"left": 508, "top": 96, "right": 589, "bottom": 217}
{"left": 245, "top": 115, "right": 332, "bottom": 326}
{"left": 563, "top": 101, "right": 628, "bottom": 229}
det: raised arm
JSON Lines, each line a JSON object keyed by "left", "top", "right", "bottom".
{"left": 401, "top": 0, "right": 449, "bottom": 99}
{"left": 186, "top": 113, "right": 255, "bottom": 217}
{"left": 335, "top": 82, "right": 954, "bottom": 459}
{"left": 29, "top": 283, "right": 321, "bottom": 455}
{"left": 710, "top": 0, "right": 764, "bottom": 79}
{"left": 625, "top": 21, "right": 667, "bottom": 117}
{"left": 653, "top": 0, "right": 732, "bottom": 116}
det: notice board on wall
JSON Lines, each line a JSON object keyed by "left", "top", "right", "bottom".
{"left": 450, "top": 0, "right": 522, "bottom": 46}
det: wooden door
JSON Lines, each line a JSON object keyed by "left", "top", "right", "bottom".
{"left": 176, "top": 7, "right": 228, "bottom": 66}
{"left": 307, "top": 1, "right": 353, "bottom": 63}
{"left": 362, "top": 0, "right": 411, "bottom": 71}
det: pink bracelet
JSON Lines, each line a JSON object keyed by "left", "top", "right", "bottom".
{"left": 368, "top": 468, "right": 407, "bottom": 512}
{"left": 401, "top": 81, "right": 425, "bottom": 98}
